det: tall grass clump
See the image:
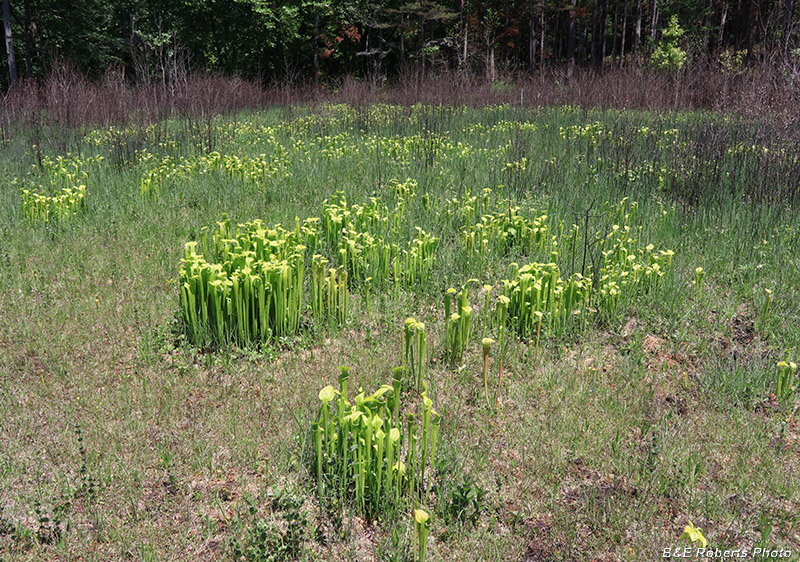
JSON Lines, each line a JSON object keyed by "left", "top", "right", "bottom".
{"left": 139, "top": 150, "right": 291, "bottom": 199}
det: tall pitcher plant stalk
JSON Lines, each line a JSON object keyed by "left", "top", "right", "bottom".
{"left": 312, "top": 255, "right": 349, "bottom": 325}
{"left": 495, "top": 295, "right": 511, "bottom": 409}
{"left": 414, "top": 508, "right": 431, "bottom": 562}
{"left": 776, "top": 360, "right": 797, "bottom": 411}
{"left": 759, "top": 288, "right": 773, "bottom": 336}
{"left": 482, "top": 338, "right": 495, "bottom": 409}
{"left": 444, "top": 281, "right": 477, "bottom": 365}
{"left": 404, "top": 318, "right": 427, "bottom": 391}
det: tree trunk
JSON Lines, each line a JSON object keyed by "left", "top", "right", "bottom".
{"left": 420, "top": 18, "right": 425, "bottom": 78}
{"left": 540, "top": 9, "right": 545, "bottom": 74}
{"left": 634, "top": 0, "right": 642, "bottom": 64}
{"left": 568, "top": 0, "right": 577, "bottom": 75}
{"left": 783, "top": 0, "right": 795, "bottom": 54}
{"left": 591, "top": 0, "right": 600, "bottom": 66}
{"left": 612, "top": 7, "right": 618, "bottom": 66}
{"left": 22, "top": 0, "right": 35, "bottom": 78}
{"left": 488, "top": 45, "right": 495, "bottom": 84}
{"left": 745, "top": 0, "right": 759, "bottom": 62}
{"left": 701, "top": 0, "right": 712, "bottom": 53}
{"left": 650, "top": 0, "right": 659, "bottom": 42}
{"left": 592, "top": 0, "right": 608, "bottom": 67}
{"left": 579, "top": 24, "right": 588, "bottom": 64}
{"left": 400, "top": 13, "right": 405, "bottom": 74}
{"left": 504, "top": 9, "right": 511, "bottom": 71}
{"left": 620, "top": 2, "right": 627, "bottom": 68}
{"left": 3, "top": 0, "right": 16, "bottom": 88}
{"left": 463, "top": 18, "right": 468, "bottom": 70}
{"left": 485, "top": 22, "right": 494, "bottom": 83}
{"left": 529, "top": 1, "right": 537, "bottom": 73}
{"left": 3, "top": 0, "right": 17, "bottom": 88}
{"left": 719, "top": 2, "right": 728, "bottom": 44}
{"left": 313, "top": 13, "right": 319, "bottom": 86}
{"left": 377, "top": 0, "right": 384, "bottom": 75}
{"left": 458, "top": 0, "right": 467, "bottom": 70}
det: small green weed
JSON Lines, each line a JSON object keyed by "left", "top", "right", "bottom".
{"left": 230, "top": 490, "right": 307, "bottom": 562}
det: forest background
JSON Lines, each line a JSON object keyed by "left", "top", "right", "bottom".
{"left": 1, "top": 0, "right": 798, "bottom": 118}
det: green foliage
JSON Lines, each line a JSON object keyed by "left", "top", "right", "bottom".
{"left": 718, "top": 49, "right": 748, "bottom": 75}
{"left": 20, "top": 185, "right": 86, "bottom": 223}
{"left": 444, "top": 473, "right": 487, "bottom": 525}
{"left": 679, "top": 521, "right": 708, "bottom": 548}
{"left": 74, "top": 424, "right": 100, "bottom": 503}
{"left": 4, "top": 103, "right": 800, "bottom": 561}
{"left": 322, "top": 191, "right": 438, "bottom": 289}
{"left": 700, "top": 356, "right": 774, "bottom": 410}
{"left": 140, "top": 150, "right": 290, "bottom": 200}
{"left": 461, "top": 205, "right": 549, "bottom": 264}
{"left": 694, "top": 267, "right": 705, "bottom": 289}
{"left": 651, "top": 15, "right": 688, "bottom": 73}
{"left": 32, "top": 496, "right": 71, "bottom": 546}
{"left": 1, "top": 0, "right": 786, "bottom": 88}
{"left": 230, "top": 490, "right": 308, "bottom": 562}
{"left": 499, "top": 199, "right": 674, "bottom": 337}
{"left": 503, "top": 262, "right": 591, "bottom": 336}
{"left": 759, "top": 288, "right": 773, "bottom": 335}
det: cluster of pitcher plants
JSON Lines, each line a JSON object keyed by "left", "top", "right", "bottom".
{"left": 20, "top": 185, "right": 86, "bottom": 223}
{"left": 18, "top": 155, "right": 90, "bottom": 223}
{"left": 179, "top": 218, "right": 312, "bottom": 346}
{"left": 313, "top": 366, "right": 440, "bottom": 518}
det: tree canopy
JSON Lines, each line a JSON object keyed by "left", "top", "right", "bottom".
{"left": 2, "top": 0, "right": 798, "bottom": 87}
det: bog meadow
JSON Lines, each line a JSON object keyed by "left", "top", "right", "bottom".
{"left": 0, "top": 95, "right": 798, "bottom": 561}
{"left": 1, "top": 4, "right": 800, "bottom": 559}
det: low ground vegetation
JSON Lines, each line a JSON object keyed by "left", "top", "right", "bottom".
{"left": 0, "top": 103, "right": 798, "bottom": 561}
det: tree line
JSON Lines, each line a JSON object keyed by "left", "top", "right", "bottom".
{"left": 2, "top": 0, "right": 798, "bottom": 88}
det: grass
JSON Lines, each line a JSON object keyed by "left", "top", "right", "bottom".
{"left": 0, "top": 103, "right": 798, "bottom": 561}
